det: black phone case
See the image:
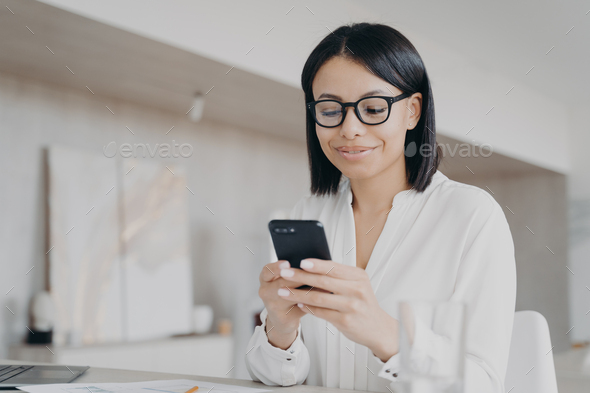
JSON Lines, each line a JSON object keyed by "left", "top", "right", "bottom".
{"left": 269, "top": 219, "right": 332, "bottom": 290}
{"left": 269, "top": 219, "right": 332, "bottom": 268}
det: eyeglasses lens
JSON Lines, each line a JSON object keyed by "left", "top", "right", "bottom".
{"left": 313, "top": 97, "right": 389, "bottom": 127}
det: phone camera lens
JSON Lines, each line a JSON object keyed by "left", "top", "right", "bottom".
{"left": 273, "top": 227, "right": 296, "bottom": 234}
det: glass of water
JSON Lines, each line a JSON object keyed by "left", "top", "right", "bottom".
{"left": 397, "top": 301, "right": 466, "bottom": 393}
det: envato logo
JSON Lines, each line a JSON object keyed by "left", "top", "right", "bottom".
{"left": 404, "top": 141, "right": 493, "bottom": 158}
{"left": 103, "top": 141, "right": 193, "bottom": 158}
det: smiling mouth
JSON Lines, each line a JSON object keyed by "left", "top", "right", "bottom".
{"left": 336, "top": 147, "right": 376, "bottom": 161}
{"left": 336, "top": 147, "right": 375, "bottom": 153}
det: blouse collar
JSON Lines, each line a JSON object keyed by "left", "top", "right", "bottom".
{"left": 342, "top": 170, "right": 447, "bottom": 207}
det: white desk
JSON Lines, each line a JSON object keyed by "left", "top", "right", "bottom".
{"left": 6, "top": 356, "right": 588, "bottom": 393}
{"left": 0, "top": 360, "right": 362, "bottom": 393}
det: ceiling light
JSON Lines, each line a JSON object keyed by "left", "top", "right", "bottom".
{"left": 188, "top": 92, "right": 205, "bottom": 122}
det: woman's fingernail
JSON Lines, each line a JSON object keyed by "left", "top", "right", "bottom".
{"left": 300, "top": 259, "right": 314, "bottom": 269}
{"left": 279, "top": 261, "right": 290, "bottom": 269}
{"left": 278, "top": 288, "right": 290, "bottom": 296}
{"left": 297, "top": 303, "right": 304, "bottom": 308}
{"left": 280, "top": 268, "right": 294, "bottom": 278}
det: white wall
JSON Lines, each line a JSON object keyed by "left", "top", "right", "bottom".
{"left": 37, "top": 0, "right": 571, "bottom": 174}
{"left": 422, "top": 40, "right": 570, "bottom": 174}
{"left": 567, "top": 103, "right": 590, "bottom": 200}
{"left": 0, "top": 70, "right": 309, "bottom": 378}
{"left": 566, "top": 102, "right": 590, "bottom": 343}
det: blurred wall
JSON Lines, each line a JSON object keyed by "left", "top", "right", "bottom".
{"left": 0, "top": 70, "right": 309, "bottom": 378}
{"left": 566, "top": 103, "right": 590, "bottom": 344}
{"left": 452, "top": 171, "right": 570, "bottom": 352}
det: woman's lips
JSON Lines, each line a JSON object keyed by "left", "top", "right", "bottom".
{"left": 336, "top": 147, "right": 376, "bottom": 161}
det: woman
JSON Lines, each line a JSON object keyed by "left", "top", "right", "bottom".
{"left": 245, "top": 22, "right": 516, "bottom": 393}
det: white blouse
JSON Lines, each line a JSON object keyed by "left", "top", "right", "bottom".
{"left": 245, "top": 170, "right": 516, "bottom": 392}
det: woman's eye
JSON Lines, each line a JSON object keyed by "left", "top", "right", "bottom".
{"left": 321, "top": 110, "right": 341, "bottom": 118}
{"left": 364, "top": 107, "right": 386, "bottom": 115}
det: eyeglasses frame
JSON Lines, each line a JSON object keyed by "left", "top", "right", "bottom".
{"left": 306, "top": 92, "right": 411, "bottom": 128}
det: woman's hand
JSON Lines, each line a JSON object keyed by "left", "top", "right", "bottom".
{"left": 277, "top": 258, "right": 399, "bottom": 362}
{"left": 259, "top": 259, "right": 323, "bottom": 350}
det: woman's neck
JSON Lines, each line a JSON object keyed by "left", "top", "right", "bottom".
{"left": 349, "top": 163, "right": 411, "bottom": 215}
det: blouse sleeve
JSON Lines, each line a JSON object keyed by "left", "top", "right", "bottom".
{"left": 244, "top": 307, "right": 310, "bottom": 386}
{"left": 244, "top": 198, "right": 312, "bottom": 386}
{"left": 373, "top": 198, "right": 517, "bottom": 393}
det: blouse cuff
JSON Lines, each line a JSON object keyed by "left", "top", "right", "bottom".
{"left": 257, "top": 308, "right": 304, "bottom": 361}
{"left": 251, "top": 308, "right": 306, "bottom": 386}
{"left": 374, "top": 351, "right": 401, "bottom": 382}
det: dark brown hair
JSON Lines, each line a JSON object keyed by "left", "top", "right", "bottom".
{"left": 301, "top": 22, "right": 442, "bottom": 196}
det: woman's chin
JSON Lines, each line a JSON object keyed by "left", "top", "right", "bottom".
{"left": 340, "top": 168, "right": 377, "bottom": 180}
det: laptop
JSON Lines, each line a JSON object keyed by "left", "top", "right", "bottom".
{"left": 0, "top": 365, "right": 89, "bottom": 389}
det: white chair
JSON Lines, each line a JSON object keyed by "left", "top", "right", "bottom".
{"left": 504, "top": 310, "right": 558, "bottom": 393}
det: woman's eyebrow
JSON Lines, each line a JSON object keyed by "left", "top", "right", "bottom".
{"left": 317, "top": 89, "right": 388, "bottom": 100}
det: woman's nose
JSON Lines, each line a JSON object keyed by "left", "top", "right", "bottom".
{"left": 340, "top": 107, "right": 367, "bottom": 139}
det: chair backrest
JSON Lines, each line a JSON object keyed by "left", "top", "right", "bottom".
{"left": 504, "top": 310, "right": 558, "bottom": 393}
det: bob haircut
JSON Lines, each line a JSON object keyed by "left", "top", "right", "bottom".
{"left": 301, "top": 22, "right": 442, "bottom": 196}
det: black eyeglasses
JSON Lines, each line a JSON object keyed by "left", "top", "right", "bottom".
{"left": 306, "top": 92, "right": 411, "bottom": 128}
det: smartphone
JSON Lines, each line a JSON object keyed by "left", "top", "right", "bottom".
{"left": 268, "top": 219, "right": 332, "bottom": 290}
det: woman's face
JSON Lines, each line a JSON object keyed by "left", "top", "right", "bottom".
{"left": 311, "top": 56, "right": 422, "bottom": 181}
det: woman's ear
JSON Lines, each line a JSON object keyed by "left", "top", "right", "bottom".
{"left": 407, "top": 93, "right": 422, "bottom": 130}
